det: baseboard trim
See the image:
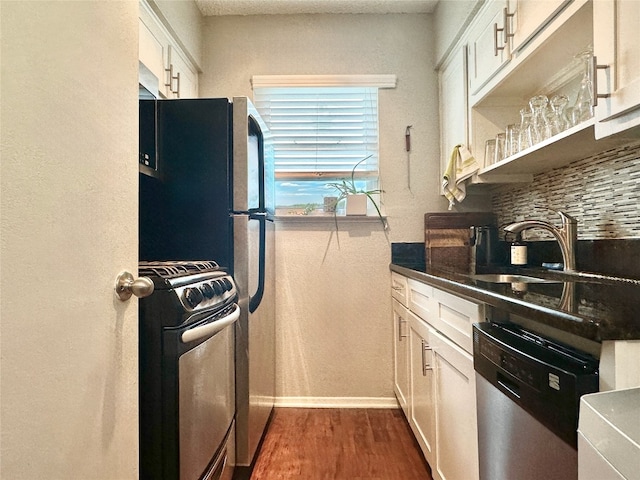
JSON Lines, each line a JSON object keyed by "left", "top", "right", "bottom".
{"left": 274, "top": 396, "right": 400, "bottom": 409}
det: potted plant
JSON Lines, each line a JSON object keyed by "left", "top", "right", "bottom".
{"left": 327, "top": 155, "right": 387, "bottom": 230}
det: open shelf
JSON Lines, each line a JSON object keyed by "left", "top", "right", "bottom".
{"left": 470, "top": 117, "right": 640, "bottom": 185}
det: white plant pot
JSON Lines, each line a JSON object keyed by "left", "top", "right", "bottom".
{"left": 345, "top": 194, "right": 367, "bottom": 216}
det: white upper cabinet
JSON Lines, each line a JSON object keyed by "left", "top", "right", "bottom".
{"left": 139, "top": 18, "right": 164, "bottom": 94}
{"left": 593, "top": 0, "right": 640, "bottom": 139}
{"left": 439, "top": 46, "right": 469, "bottom": 176}
{"left": 139, "top": 0, "right": 198, "bottom": 99}
{"left": 167, "top": 45, "right": 198, "bottom": 100}
{"left": 467, "top": 0, "right": 511, "bottom": 96}
{"left": 509, "top": 0, "right": 573, "bottom": 52}
{"left": 438, "top": 0, "right": 640, "bottom": 189}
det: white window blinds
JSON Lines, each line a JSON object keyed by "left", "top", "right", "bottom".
{"left": 253, "top": 86, "right": 380, "bottom": 213}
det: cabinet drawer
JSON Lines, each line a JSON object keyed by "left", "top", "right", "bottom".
{"left": 433, "top": 288, "right": 484, "bottom": 354}
{"left": 407, "top": 278, "right": 434, "bottom": 323}
{"left": 391, "top": 272, "right": 409, "bottom": 307}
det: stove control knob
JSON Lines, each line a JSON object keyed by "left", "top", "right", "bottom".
{"left": 200, "top": 283, "right": 214, "bottom": 299}
{"left": 211, "top": 280, "right": 224, "bottom": 296}
{"left": 222, "top": 278, "right": 233, "bottom": 291}
{"left": 183, "top": 287, "right": 204, "bottom": 308}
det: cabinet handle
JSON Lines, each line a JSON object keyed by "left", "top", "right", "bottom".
{"left": 503, "top": 7, "right": 515, "bottom": 43}
{"left": 164, "top": 63, "right": 174, "bottom": 90}
{"left": 392, "top": 285, "right": 404, "bottom": 292}
{"left": 173, "top": 71, "right": 181, "bottom": 98}
{"left": 493, "top": 23, "right": 506, "bottom": 56}
{"left": 421, "top": 339, "right": 433, "bottom": 376}
{"left": 591, "top": 55, "right": 610, "bottom": 107}
{"left": 398, "top": 318, "right": 407, "bottom": 341}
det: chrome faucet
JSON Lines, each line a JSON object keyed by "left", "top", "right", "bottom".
{"left": 503, "top": 211, "right": 578, "bottom": 272}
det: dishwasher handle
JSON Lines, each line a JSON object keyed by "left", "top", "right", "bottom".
{"left": 497, "top": 372, "right": 521, "bottom": 399}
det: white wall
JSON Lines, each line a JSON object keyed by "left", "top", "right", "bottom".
{"left": 201, "top": 13, "right": 447, "bottom": 405}
{"left": 433, "top": 0, "right": 483, "bottom": 66}
{"left": 1, "top": 1, "right": 139, "bottom": 478}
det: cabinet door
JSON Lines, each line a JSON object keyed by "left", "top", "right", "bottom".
{"left": 392, "top": 299, "right": 410, "bottom": 416}
{"left": 139, "top": 18, "right": 165, "bottom": 95}
{"left": 139, "top": 1, "right": 199, "bottom": 100}
{"left": 439, "top": 46, "right": 470, "bottom": 176}
{"left": 593, "top": 0, "right": 640, "bottom": 139}
{"left": 510, "top": 0, "right": 572, "bottom": 52}
{"left": 467, "top": 0, "right": 511, "bottom": 96}
{"left": 409, "top": 313, "right": 436, "bottom": 469}
{"left": 432, "top": 330, "right": 479, "bottom": 480}
{"left": 167, "top": 45, "right": 199, "bottom": 99}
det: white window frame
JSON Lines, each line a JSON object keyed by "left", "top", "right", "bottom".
{"left": 252, "top": 74, "right": 396, "bottom": 217}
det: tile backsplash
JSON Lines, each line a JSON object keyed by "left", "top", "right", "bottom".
{"left": 491, "top": 141, "right": 640, "bottom": 240}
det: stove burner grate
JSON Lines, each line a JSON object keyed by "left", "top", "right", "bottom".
{"left": 139, "top": 261, "right": 220, "bottom": 278}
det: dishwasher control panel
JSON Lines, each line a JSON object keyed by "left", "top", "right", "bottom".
{"left": 472, "top": 321, "right": 599, "bottom": 448}
{"left": 479, "top": 340, "right": 538, "bottom": 388}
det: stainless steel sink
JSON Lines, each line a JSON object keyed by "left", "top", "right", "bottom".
{"left": 470, "top": 274, "right": 561, "bottom": 284}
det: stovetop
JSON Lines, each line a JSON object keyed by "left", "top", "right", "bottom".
{"left": 139, "top": 260, "right": 236, "bottom": 313}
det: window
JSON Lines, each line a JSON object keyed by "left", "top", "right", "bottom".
{"left": 253, "top": 75, "right": 395, "bottom": 216}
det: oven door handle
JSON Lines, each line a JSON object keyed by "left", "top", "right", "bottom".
{"left": 181, "top": 304, "right": 240, "bottom": 344}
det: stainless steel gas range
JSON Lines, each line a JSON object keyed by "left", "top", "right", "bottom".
{"left": 138, "top": 261, "right": 237, "bottom": 480}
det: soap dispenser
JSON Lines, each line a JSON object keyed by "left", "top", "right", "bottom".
{"left": 510, "top": 233, "right": 528, "bottom": 266}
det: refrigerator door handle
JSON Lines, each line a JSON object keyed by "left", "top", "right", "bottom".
{"left": 249, "top": 213, "right": 266, "bottom": 313}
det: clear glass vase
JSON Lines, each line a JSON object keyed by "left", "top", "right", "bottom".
{"left": 550, "top": 94, "right": 570, "bottom": 133}
{"left": 517, "top": 108, "right": 533, "bottom": 151}
{"left": 573, "top": 47, "right": 595, "bottom": 124}
{"left": 529, "top": 94, "right": 550, "bottom": 145}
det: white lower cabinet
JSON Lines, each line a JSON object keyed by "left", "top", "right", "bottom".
{"left": 393, "top": 274, "right": 481, "bottom": 480}
{"left": 409, "top": 311, "right": 436, "bottom": 469}
{"left": 392, "top": 298, "right": 410, "bottom": 416}
{"left": 431, "top": 328, "right": 479, "bottom": 480}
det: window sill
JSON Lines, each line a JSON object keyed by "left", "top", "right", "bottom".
{"left": 274, "top": 214, "right": 386, "bottom": 225}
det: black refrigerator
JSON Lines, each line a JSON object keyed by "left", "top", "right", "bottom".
{"left": 139, "top": 96, "right": 276, "bottom": 475}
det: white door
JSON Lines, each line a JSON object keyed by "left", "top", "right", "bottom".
{"left": 1, "top": 2, "right": 140, "bottom": 479}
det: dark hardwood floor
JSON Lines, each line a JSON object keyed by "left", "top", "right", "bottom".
{"left": 250, "top": 408, "right": 433, "bottom": 479}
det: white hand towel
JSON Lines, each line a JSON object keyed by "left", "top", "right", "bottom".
{"left": 442, "top": 144, "right": 479, "bottom": 210}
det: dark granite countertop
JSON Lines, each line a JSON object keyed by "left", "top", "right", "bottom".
{"left": 390, "top": 263, "right": 640, "bottom": 342}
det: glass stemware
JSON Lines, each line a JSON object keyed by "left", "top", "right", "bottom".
{"left": 573, "top": 47, "right": 595, "bottom": 124}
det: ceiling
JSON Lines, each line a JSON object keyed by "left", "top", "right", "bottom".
{"left": 194, "top": 0, "right": 439, "bottom": 16}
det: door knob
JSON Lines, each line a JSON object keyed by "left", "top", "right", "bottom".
{"left": 115, "top": 271, "right": 154, "bottom": 301}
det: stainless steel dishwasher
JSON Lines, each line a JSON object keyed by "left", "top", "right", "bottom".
{"left": 473, "top": 322, "right": 599, "bottom": 480}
